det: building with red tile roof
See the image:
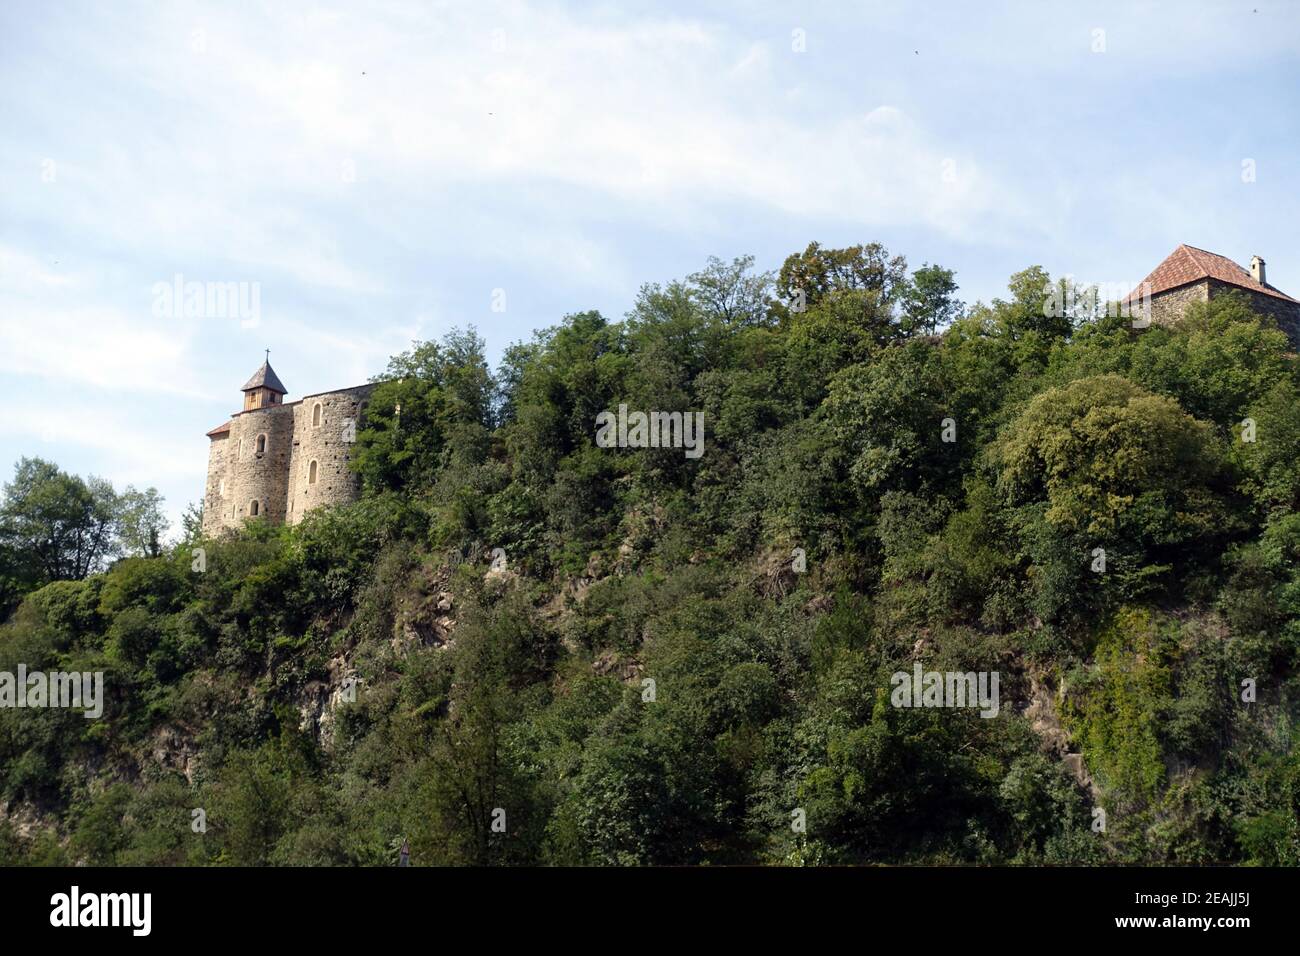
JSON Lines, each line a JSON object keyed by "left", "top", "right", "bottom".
{"left": 1123, "top": 245, "right": 1300, "bottom": 343}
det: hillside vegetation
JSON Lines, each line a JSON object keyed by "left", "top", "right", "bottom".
{"left": 2, "top": 244, "right": 1297, "bottom": 866}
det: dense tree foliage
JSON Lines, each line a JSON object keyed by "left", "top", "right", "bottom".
{"left": 0, "top": 459, "right": 167, "bottom": 619}
{"left": 1, "top": 248, "right": 1296, "bottom": 866}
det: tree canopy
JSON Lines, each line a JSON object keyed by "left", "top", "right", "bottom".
{"left": 2, "top": 245, "right": 1297, "bottom": 868}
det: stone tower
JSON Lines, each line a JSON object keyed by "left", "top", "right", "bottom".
{"left": 202, "top": 359, "right": 376, "bottom": 536}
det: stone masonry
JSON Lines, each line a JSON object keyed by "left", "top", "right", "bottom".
{"left": 202, "top": 360, "right": 376, "bottom": 536}
{"left": 1126, "top": 245, "right": 1300, "bottom": 346}
{"left": 1144, "top": 279, "right": 1210, "bottom": 328}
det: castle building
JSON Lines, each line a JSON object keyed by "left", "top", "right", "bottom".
{"left": 1124, "top": 245, "right": 1300, "bottom": 343}
{"left": 202, "top": 359, "right": 376, "bottom": 536}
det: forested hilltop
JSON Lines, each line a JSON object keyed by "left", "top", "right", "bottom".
{"left": 2, "top": 243, "right": 1298, "bottom": 866}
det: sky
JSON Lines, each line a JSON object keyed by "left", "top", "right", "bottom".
{"left": 2, "top": 0, "right": 1298, "bottom": 532}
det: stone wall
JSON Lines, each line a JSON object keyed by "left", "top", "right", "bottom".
{"left": 1147, "top": 280, "right": 1210, "bottom": 328}
{"left": 201, "top": 434, "right": 229, "bottom": 537}
{"left": 1146, "top": 279, "right": 1300, "bottom": 348}
{"left": 287, "top": 385, "right": 375, "bottom": 525}
{"left": 202, "top": 382, "right": 376, "bottom": 535}
{"left": 227, "top": 403, "right": 296, "bottom": 525}
{"left": 1207, "top": 280, "right": 1300, "bottom": 347}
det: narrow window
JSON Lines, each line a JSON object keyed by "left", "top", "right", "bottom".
{"left": 250, "top": 500, "right": 260, "bottom": 517}
{"left": 218, "top": 479, "right": 225, "bottom": 497}
{"left": 312, "top": 403, "right": 322, "bottom": 427}
{"left": 256, "top": 434, "right": 267, "bottom": 454}
{"left": 308, "top": 460, "right": 318, "bottom": 484}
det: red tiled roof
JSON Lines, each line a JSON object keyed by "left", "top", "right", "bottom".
{"left": 206, "top": 421, "right": 232, "bottom": 437}
{"left": 1124, "top": 244, "right": 1297, "bottom": 305}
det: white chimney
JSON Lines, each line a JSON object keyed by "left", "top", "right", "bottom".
{"left": 1251, "top": 255, "right": 1266, "bottom": 285}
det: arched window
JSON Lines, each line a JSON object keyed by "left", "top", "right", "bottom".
{"left": 308, "top": 460, "right": 318, "bottom": 485}
{"left": 255, "top": 434, "right": 267, "bottom": 454}
{"left": 249, "top": 500, "right": 260, "bottom": 517}
{"left": 312, "top": 403, "right": 322, "bottom": 427}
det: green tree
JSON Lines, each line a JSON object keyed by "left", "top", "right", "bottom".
{"left": 993, "top": 374, "right": 1225, "bottom": 540}
{"left": 688, "top": 254, "right": 774, "bottom": 328}
{"left": 0, "top": 457, "right": 119, "bottom": 583}
{"left": 993, "top": 374, "right": 1238, "bottom": 622}
{"left": 179, "top": 500, "right": 204, "bottom": 545}
{"left": 353, "top": 328, "right": 494, "bottom": 493}
{"left": 776, "top": 241, "right": 909, "bottom": 313}
{"left": 117, "top": 486, "right": 168, "bottom": 557}
{"left": 825, "top": 339, "right": 958, "bottom": 500}
{"left": 904, "top": 263, "right": 962, "bottom": 335}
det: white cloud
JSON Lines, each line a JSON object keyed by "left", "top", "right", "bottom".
{"left": 0, "top": 245, "right": 80, "bottom": 292}
{"left": 271, "top": 315, "right": 422, "bottom": 389}
{"left": 3, "top": 0, "right": 1297, "bottom": 517}
{"left": 0, "top": 242, "right": 214, "bottom": 397}
{"left": 0, "top": 303, "right": 211, "bottom": 396}
{"left": 58, "top": 1, "right": 1027, "bottom": 244}
{"left": 0, "top": 396, "right": 206, "bottom": 536}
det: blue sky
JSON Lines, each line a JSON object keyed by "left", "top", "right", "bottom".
{"left": 2, "top": 0, "right": 1298, "bottom": 532}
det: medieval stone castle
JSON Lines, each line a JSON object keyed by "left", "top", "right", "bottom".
{"left": 201, "top": 246, "right": 1300, "bottom": 535}
{"left": 201, "top": 357, "right": 376, "bottom": 536}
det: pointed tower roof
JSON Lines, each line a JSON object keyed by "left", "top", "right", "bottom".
{"left": 1124, "top": 244, "right": 1297, "bottom": 306}
{"left": 241, "top": 360, "right": 287, "bottom": 394}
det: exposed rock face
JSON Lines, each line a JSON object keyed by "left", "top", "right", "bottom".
{"left": 1061, "top": 753, "right": 1094, "bottom": 792}
{"left": 612, "top": 503, "right": 666, "bottom": 574}
{"left": 297, "top": 585, "right": 460, "bottom": 750}
{"left": 1026, "top": 671, "right": 1102, "bottom": 803}
{"left": 755, "top": 547, "right": 800, "bottom": 598}
{"left": 391, "top": 570, "right": 459, "bottom": 653}
{"left": 148, "top": 726, "right": 201, "bottom": 785}
{"left": 803, "top": 593, "right": 833, "bottom": 615}
{"left": 592, "top": 650, "right": 643, "bottom": 684}
{"left": 297, "top": 678, "right": 335, "bottom": 748}
{"left": 297, "top": 655, "right": 369, "bottom": 750}
{"left": 1026, "top": 673, "right": 1071, "bottom": 753}
{"left": 0, "top": 800, "right": 54, "bottom": 841}
{"left": 484, "top": 566, "right": 518, "bottom": 586}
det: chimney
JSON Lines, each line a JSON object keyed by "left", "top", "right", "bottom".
{"left": 1251, "top": 255, "right": 1266, "bottom": 285}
